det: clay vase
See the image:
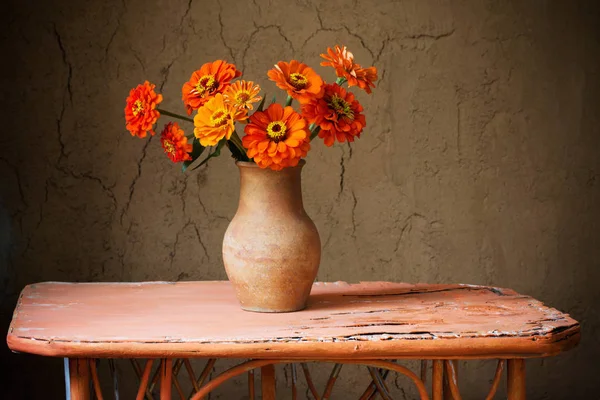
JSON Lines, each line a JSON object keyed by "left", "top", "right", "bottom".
{"left": 222, "top": 160, "right": 321, "bottom": 312}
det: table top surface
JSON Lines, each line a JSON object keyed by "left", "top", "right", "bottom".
{"left": 7, "top": 281, "right": 579, "bottom": 360}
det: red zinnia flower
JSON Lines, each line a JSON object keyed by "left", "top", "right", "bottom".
{"left": 301, "top": 83, "right": 366, "bottom": 147}
{"left": 124, "top": 81, "right": 163, "bottom": 138}
{"left": 160, "top": 122, "right": 192, "bottom": 163}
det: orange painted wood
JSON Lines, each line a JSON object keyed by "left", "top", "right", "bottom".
{"left": 507, "top": 359, "right": 526, "bottom": 400}
{"left": 432, "top": 360, "right": 443, "bottom": 400}
{"left": 90, "top": 360, "right": 104, "bottom": 400}
{"left": 160, "top": 358, "right": 172, "bottom": 400}
{"left": 69, "top": 358, "right": 90, "bottom": 400}
{"left": 7, "top": 281, "right": 579, "bottom": 359}
{"left": 484, "top": 360, "right": 505, "bottom": 400}
{"left": 261, "top": 364, "right": 276, "bottom": 400}
{"left": 444, "top": 360, "right": 461, "bottom": 400}
{"left": 135, "top": 360, "right": 154, "bottom": 400}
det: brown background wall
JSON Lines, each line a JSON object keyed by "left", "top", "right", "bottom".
{"left": 1, "top": 0, "right": 599, "bottom": 398}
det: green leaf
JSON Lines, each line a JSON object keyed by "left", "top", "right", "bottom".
{"left": 226, "top": 137, "right": 249, "bottom": 162}
{"left": 271, "top": 95, "right": 277, "bottom": 105}
{"left": 190, "top": 139, "right": 226, "bottom": 171}
{"left": 335, "top": 76, "right": 347, "bottom": 86}
{"left": 182, "top": 137, "right": 206, "bottom": 172}
{"left": 256, "top": 94, "right": 267, "bottom": 112}
{"left": 310, "top": 126, "right": 321, "bottom": 141}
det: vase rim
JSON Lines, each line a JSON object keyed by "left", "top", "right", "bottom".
{"left": 235, "top": 159, "right": 306, "bottom": 169}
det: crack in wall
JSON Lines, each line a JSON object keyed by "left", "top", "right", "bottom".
{"left": 104, "top": 11, "right": 122, "bottom": 61}
{"left": 120, "top": 136, "right": 153, "bottom": 227}
{"left": 393, "top": 213, "right": 426, "bottom": 254}
{"left": 337, "top": 150, "right": 345, "bottom": 200}
{"left": 341, "top": 25, "right": 374, "bottom": 59}
{"left": 351, "top": 190, "right": 357, "bottom": 240}
{"left": 217, "top": 0, "right": 236, "bottom": 64}
{"left": 160, "top": 59, "right": 175, "bottom": 92}
{"left": 242, "top": 24, "right": 294, "bottom": 72}
{"left": 129, "top": 45, "right": 146, "bottom": 73}
{"left": 0, "top": 157, "right": 28, "bottom": 210}
{"left": 180, "top": 0, "right": 193, "bottom": 27}
{"left": 404, "top": 29, "right": 456, "bottom": 41}
{"left": 53, "top": 25, "right": 72, "bottom": 104}
{"left": 374, "top": 35, "right": 393, "bottom": 65}
{"left": 53, "top": 24, "right": 72, "bottom": 167}
{"left": 192, "top": 223, "right": 210, "bottom": 263}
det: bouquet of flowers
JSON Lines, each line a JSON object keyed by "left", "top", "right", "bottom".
{"left": 124, "top": 45, "right": 377, "bottom": 171}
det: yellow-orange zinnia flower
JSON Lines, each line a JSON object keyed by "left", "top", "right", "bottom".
{"left": 223, "top": 80, "right": 262, "bottom": 110}
{"left": 242, "top": 103, "right": 310, "bottom": 171}
{"left": 302, "top": 83, "right": 366, "bottom": 147}
{"left": 160, "top": 122, "right": 192, "bottom": 163}
{"left": 182, "top": 60, "right": 241, "bottom": 115}
{"left": 320, "top": 45, "right": 378, "bottom": 94}
{"left": 124, "top": 81, "right": 163, "bottom": 138}
{"left": 193, "top": 93, "right": 247, "bottom": 146}
{"left": 267, "top": 60, "right": 324, "bottom": 104}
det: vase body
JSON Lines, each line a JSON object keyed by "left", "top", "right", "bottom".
{"left": 222, "top": 160, "right": 321, "bottom": 312}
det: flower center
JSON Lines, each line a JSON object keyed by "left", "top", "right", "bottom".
{"left": 210, "top": 109, "right": 229, "bottom": 127}
{"left": 163, "top": 140, "right": 176, "bottom": 156}
{"left": 132, "top": 100, "right": 144, "bottom": 116}
{"left": 329, "top": 95, "right": 354, "bottom": 120}
{"left": 234, "top": 91, "right": 251, "bottom": 106}
{"left": 195, "top": 75, "right": 217, "bottom": 96}
{"left": 266, "top": 121, "right": 287, "bottom": 141}
{"left": 289, "top": 73, "right": 308, "bottom": 90}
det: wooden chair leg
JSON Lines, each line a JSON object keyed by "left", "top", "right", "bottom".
{"left": 507, "top": 359, "right": 526, "bottom": 400}
{"left": 261, "top": 364, "right": 276, "bottom": 400}
{"left": 68, "top": 358, "right": 91, "bottom": 400}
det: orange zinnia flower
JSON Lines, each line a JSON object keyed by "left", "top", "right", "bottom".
{"left": 320, "top": 45, "right": 378, "bottom": 94}
{"left": 242, "top": 103, "right": 310, "bottom": 171}
{"left": 302, "top": 83, "right": 366, "bottom": 147}
{"left": 267, "top": 60, "right": 324, "bottom": 104}
{"left": 160, "top": 122, "right": 192, "bottom": 163}
{"left": 193, "top": 93, "right": 247, "bottom": 146}
{"left": 182, "top": 60, "right": 242, "bottom": 115}
{"left": 124, "top": 81, "right": 163, "bottom": 138}
{"left": 354, "top": 66, "right": 378, "bottom": 94}
{"left": 223, "top": 80, "right": 262, "bottom": 110}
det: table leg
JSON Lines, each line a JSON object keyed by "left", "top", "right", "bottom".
{"left": 68, "top": 358, "right": 91, "bottom": 400}
{"left": 160, "top": 358, "right": 173, "bottom": 400}
{"left": 443, "top": 360, "right": 460, "bottom": 400}
{"left": 507, "top": 359, "right": 526, "bottom": 400}
{"left": 261, "top": 364, "right": 276, "bottom": 400}
{"left": 432, "top": 360, "right": 444, "bottom": 400}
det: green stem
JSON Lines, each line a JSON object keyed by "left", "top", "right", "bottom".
{"left": 229, "top": 131, "right": 247, "bottom": 158}
{"left": 335, "top": 77, "right": 347, "bottom": 86}
{"left": 285, "top": 95, "right": 293, "bottom": 107}
{"left": 157, "top": 108, "right": 194, "bottom": 123}
{"left": 310, "top": 126, "right": 321, "bottom": 141}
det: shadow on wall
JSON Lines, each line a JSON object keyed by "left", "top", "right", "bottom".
{"left": 0, "top": 200, "right": 10, "bottom": 304}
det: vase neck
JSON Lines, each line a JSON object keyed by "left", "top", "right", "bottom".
{"left": 237, "top": 163, "right": 305, "bottom": 213}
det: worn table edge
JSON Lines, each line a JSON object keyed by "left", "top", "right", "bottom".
{"left": 7, "top": 323, "right": 580, "bottom": 360}
{"left": 7, "top": 280, "right": 580, "bottom": 360}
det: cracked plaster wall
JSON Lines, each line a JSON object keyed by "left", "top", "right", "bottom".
{"left": 1, "top": 0, "right": 599, "bottom": 398}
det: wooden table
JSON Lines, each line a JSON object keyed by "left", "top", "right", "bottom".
{"left": 6, "top": 281, "right": 579, "bottom": 399}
